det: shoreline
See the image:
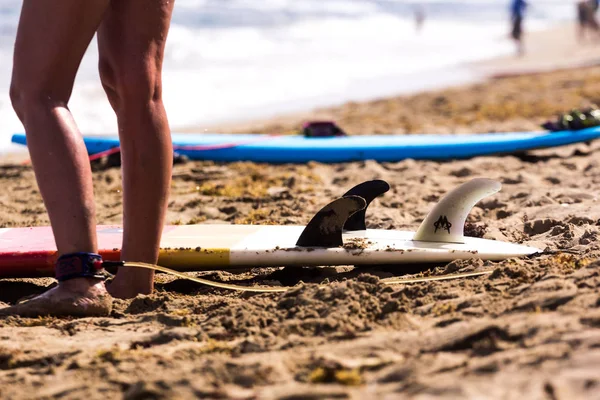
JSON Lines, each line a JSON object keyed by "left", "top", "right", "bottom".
{"left": 472, "top": 23, "right": 600, "bottom": 78}
{"left": 3, "top": 22, "right": 600, "bottom": 160}
{"left": 199, "top": 22, "right": 600, "bottom": 135}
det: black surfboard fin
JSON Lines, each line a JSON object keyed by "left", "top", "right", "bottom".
{"left": 342, "top": 180, "right": 390, "bottom": 231}
{"left": 296, "top": 196, "right": 367, "bottom": 248}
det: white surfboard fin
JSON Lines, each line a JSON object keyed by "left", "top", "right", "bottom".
{"left": 296, "top": 196, "right": 366, "bottom": 248}
{"left": 342, "top": 180, "right": 390, "bottom": 231}
{"left": 413, "top": 178, "right": 501, "bottom": 244}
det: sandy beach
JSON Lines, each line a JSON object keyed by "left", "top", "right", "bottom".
{"left": 3, "top": 22, "right": 600, "bottom": 398}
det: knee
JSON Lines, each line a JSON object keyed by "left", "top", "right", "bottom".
{"left": 9, "top": 80, "right": 66, "bottom": 124}
{"left": 98, "top": 57, "right": 162, "bottom": 114}
{"left": 9, "top": 82, "right": 25, "bottom": 122}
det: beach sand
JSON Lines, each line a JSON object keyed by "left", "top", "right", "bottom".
{"left": 475, "top": 22, "right": 600, "bottom": 77}
{"left": 3, "top": 28, "right": 600, "bottom": 398}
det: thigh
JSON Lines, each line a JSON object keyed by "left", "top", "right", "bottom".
{"left": 97, "top": 0, "right": 175, "bottom": 86}
{"left": 12, "top": 0, "right": 110, "bottom": 100}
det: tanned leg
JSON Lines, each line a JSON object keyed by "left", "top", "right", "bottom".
{"left": 3, "top": 0, "right": 112, "bottom": 316}
{"left": 97, "top": 0, "right": 175, "bottom": 299}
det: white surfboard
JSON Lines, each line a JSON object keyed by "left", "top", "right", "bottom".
{"left": 0, "top": 178, "right": 540, "bottom": 278}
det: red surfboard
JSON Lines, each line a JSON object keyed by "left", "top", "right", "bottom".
{"left": 0, "top": 226, "right": 123, "bottom": 277}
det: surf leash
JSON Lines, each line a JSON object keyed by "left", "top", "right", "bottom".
{"left": 104, "top": 261, "right": 493, "bottom": 293}
{"left": 20, "top": 133, "right": 290, "bottom": 166}
{"left": 96, "top": 132, "right": 302, "bottom": 160}
{"left": 88, "top": 146, "right": 123, "bottom": 162}
{"left": 20, "top": 121, "right": 345, "bottom": 165}
{"left": 380, "top": 270, "right": 493, "bottom": 285}
{"left": 19, "top": 120, "right": 347, "bottom": 166}
{"left": 86, "top": 135, "right": 287, "bottom": 163}
{"left": 172, "top": 133, "right": 287, "bottom": 152}
{"left": 20, "top": 147, "right": 123, "bottom": 166}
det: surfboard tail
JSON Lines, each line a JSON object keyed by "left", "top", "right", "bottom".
{"left": 296, "top": 178, "right": 502, "bottom": 248}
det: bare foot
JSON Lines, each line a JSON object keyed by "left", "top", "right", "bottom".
{"left": 107, "top": 267, "right": 154, "bottom": 299}
{"left": 0, "top": 278, "right": 112, "bottom": 317}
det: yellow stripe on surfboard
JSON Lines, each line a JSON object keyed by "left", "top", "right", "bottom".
{"left": 158, "top": 247, "right": 230, "bottom": 270}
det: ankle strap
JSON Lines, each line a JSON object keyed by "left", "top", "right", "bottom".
{"left": 55, "top": 252, "right": 106, "bottom": 282}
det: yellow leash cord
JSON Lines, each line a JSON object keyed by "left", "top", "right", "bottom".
{"left": 121, "top": 262, "right": 493, "bottom": 293}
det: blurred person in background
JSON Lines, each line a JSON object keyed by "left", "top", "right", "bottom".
{"left": 510, "top": 0, "right": 528, "bottom": 56}
{"left": 414, "top": 4, "right": 426, "bottom": 33}
{"left": 577, "top": 0, "right": 600, "bottom": 42}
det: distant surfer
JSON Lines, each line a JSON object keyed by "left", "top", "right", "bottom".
{"left": 510, "top": 0, "right": 527, "bottom": 56}
{"left": 3, "top": 0, "right": 175, "bottom": 316}
{"left": 577, "top": 0, "right": 600, "bottom": 42}
{"left": 414, "top": 5, "right": 426, "bottom": 33}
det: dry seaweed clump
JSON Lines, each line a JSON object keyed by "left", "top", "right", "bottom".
{"left": 541, "top": 253, "right": 592, "bottom": 274}
{"left": 308, "top": 366, "right": 362, "bottom": 386}
{"left": 234, "top": 209, "right": 275, "bottom": 225}
{"left": 195, "top": 163, "right": 321, "bottom": 199}
{"left": 343, "top": 238, "right": 373, "bottom": 250}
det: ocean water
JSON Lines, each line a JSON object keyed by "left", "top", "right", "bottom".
{"left": 0, "top": 0, "right": 573, "bottom": 153}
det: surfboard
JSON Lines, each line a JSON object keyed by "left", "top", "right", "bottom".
{"left": 0, "top": 179, "right": 539, "bottom": 278}
{"left": 10, "top": 126, "right": 600, "bottom": 163}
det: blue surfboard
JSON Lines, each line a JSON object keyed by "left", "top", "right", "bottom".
{"left": 11, "top": 127, "right": 600, "bottom": 163}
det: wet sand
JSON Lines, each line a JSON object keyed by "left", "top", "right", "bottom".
{"left": 475, "top": 22, "right": 600, "bottom": 78}
{"left": 2, "top": 57, "right": 600, "bottom": 398}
